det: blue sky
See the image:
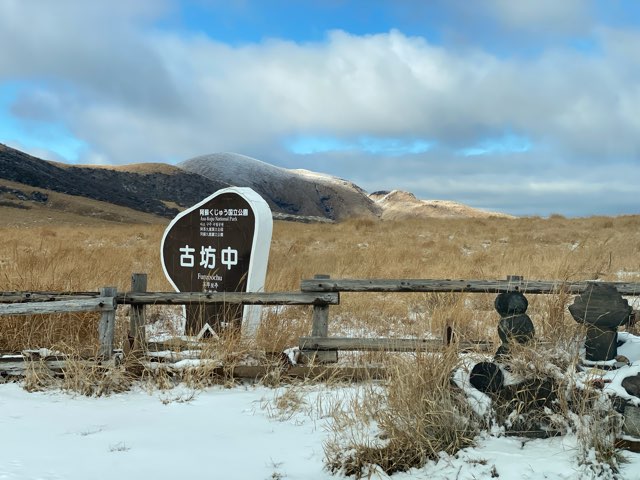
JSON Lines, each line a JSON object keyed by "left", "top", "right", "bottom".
{"left": 1, "top": 0, "right": 639, "bottom": 216}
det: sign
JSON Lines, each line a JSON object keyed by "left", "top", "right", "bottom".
{"left": 161, "top": 187, "right": 272, "bottom": 336}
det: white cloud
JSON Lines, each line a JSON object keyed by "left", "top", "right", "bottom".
{"left": 109, "top": 27, "right": 640, "bottom": 161}
{"left": 0, "top": 0, "right": 638, "bottom": 215}
{"left": 3, "top": 4, "right": 639, "bottom": 161}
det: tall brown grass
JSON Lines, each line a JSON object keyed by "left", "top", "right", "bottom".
{"left": 325, "top": 350, "right": 480, "bottom": 477}
{"left": 1, "top": 215, "right": 639, "bottom": 351}
{"left": 2, "top": 215, "right": 639, "bottom": 474}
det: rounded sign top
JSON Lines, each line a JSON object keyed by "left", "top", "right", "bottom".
{"left": 161, "top": 187, "right": 272, "bottom": 335}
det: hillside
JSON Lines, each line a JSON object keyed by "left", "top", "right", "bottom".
{"left": 0, "top": 178, "right": 167, "bottom": 225}
{"left": 0, "top": 144, "right": 229, "bottom": 219}
{"left": 370, "top": 190, "right": 515, "bottom": 220}
{"left": 179, "top": 152, "right": 382, "bottom": 221}
{"left": 1, "top": 144, "right": 513, "bottom": 224}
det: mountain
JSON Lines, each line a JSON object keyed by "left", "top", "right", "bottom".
{"left": 0, "top": 177, "right": 167, "bottom": 225}
{"left": 0, "top": 144, "right": 229, "bottom": 219}
{"left": 0, "top": 144, "right": 512, "bottom": 224}
{"left": 370, "top": 190, "right": 515, "bottom": 220}
{"left": 179, "top": 152, "right": 381, "bottom": 221}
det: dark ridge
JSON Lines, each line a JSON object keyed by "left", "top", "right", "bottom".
{"left": 0, "top": 144, "right": 230, "bottom": 218}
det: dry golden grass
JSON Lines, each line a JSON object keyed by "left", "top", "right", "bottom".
{"left": 2, "top": 214, "right": 638, "bottom": 474}
{"left": 325, "top": 350, "right": 480, "bottom": 477}
{"left": 1, "top": 214, "right": 639, "bottom": 352}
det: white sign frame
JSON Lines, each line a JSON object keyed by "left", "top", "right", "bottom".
{"left": 160, "top": 187, "right": 273, "bottom": 337}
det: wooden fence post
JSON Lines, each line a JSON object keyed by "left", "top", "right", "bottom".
{"left": 98, "top": 286, "right": 117, "bottom": 359}
{"left": 129, "top": 273, "right": 147, "bottom": 354}
{"left": 307, "top": 274, "right": 337, "bottom": 363}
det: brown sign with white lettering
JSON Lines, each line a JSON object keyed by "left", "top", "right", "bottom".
{"left": 162, "top": 192, "right": 258, "bottom": 334}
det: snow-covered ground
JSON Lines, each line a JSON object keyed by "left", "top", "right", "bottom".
{"left": 2, "top": 380, "right": 640, "bottom": 480}
{"left": 0, "top": 382, "right": 329, "bottom": 480}
{"left": 3, "top": 293, "right": 639, "bottom": 479}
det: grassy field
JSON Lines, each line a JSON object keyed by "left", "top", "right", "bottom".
{"left": 0, "top": 216, "right": 640, "bottom": 350}
{"left": 1, "top": 214, "right": 639, "bottom": 352}
{"left": 2, "top": 214, "right": 639, "bottom": 476}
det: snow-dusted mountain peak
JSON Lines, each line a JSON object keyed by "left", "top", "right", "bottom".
{"left": 179, "top": 152, "right": 381, "bottom": 221}
{"left": 370, "top": 189, "right": 514, "bottom": 220}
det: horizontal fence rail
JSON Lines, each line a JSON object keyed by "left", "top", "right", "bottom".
{"left": 0, "top": 273, "right": 341, "bottom": 363}
{"left": 299, "top": 336, "right": 492, "bottom": 352}
{"left": 0, "top": 297, "right": 116, "bottom": 315}
{"left": 0, "top": 354, "right": 387, "bottom": 380}
{"left": 0, "top": 292, "right": 110, "bottom": 303}
{"left": 0, "top": 291, "right": 339, "bottom": 305}
{"left": 297, "top": 274, "right": 640, "bottom": 362}
{"left": 300, "top": 278, "right": 640, "bottom": 295}
{"left": 117, "top": 291, "right": 339, "bottom": 306}
{"left": 2, "top": 273, "right": 639, "bottom": 370}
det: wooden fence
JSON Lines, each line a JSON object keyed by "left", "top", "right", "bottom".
{"left": 0, "top": 273, "right": 340, "bottom": 360}
{"left": 1, "top": 273, "right": 639, "bottom": 364}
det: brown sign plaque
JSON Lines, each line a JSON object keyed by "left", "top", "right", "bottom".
{"left": 161, "top": 188, "right": 272, "bottom": 335}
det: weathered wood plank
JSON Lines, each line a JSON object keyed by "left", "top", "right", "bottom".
{"left": 307, "top": 275, "right": 338, "bottom": 363}
{"left": 4, "top": 278, "right": 640, "bottom": 305}
{"left": 300, "top": 278, "right": 640, "bottom": 295}
{"left": 308, "top": 304, "right": 336, "bottom": 363}
{"left": 129, "top": 273, "right": 147, "bottom": 351}
{"left": 299, "top": 336, "right": 492, "bottom": 352}
{"left": 0, "top": 291, "right": 340, "bottom": 305}
{"left": 146, "top": 364, "right": 388, "bottom": 381}
{"left": 0, "top": 355, "right": 29, "bottom": 365}
{"left": 117, "top": 291, "right": 340, "bottom": 305}
{"left": 98, "top": 287, "right": 117, "bottom": 359}
{"left": 0, "top": 296, "right": 116, "bottom": 315}
{"left": 0, "top": 359, "right": 68, "bottom": 376}
{"left": 311, "top": 275, "right": 331, "bottom": 337}
{"left": 0, "top": 292, "right": 101, "bottom": 303}
{"left": 0, "top": 360, "right": 387, "bottom": 380}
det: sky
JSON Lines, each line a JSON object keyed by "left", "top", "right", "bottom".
{"left": 1, "top": 0, "right": 639, "bottom": 217}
